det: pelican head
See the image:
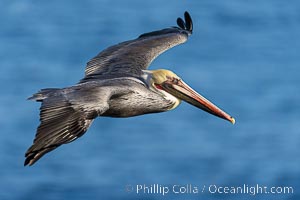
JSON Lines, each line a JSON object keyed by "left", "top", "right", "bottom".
{"left": 146, "top": 69, "right": 235, "bottom": 124}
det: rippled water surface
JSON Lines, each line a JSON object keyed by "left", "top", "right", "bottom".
{"left": 0, "top": 1, "right": 299, "bottom": 199}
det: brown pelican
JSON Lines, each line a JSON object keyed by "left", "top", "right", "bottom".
{"left": 25, "top": 12, "right": 235, "bottom": 166}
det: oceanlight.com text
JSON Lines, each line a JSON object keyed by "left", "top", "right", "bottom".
{"left": 125, "top": 183, "right": 294, "bottom": 196}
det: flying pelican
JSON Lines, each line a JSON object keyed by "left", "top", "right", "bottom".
{"left": 25, "top": 12, "right": 235, "bottom": 166}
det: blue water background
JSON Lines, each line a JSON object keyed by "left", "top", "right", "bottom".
{"left": 0, "top": 0, "right": 299, "bottom": 199}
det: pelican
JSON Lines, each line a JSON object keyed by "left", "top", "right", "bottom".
{"left": 25, "top": 12, "right": 235, "bottom": 166}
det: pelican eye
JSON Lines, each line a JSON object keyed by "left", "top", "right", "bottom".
{"left": 172, "top": 77, "right": 179, "bottom": 84}
{"left": 166, "top": 76, "right": 178, "bottom": 83}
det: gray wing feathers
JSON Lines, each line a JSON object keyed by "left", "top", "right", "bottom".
{"left": 24, "top": 99, "right": 93, "bottom": 166}
{"left": 84, "top": 33, "right": 187, "bottom": 77}
{"left": 83, "top": 12, "right": 193, "bottom": 79}
{"left": 25, "top": 86, "right": 110, "bottom": 166}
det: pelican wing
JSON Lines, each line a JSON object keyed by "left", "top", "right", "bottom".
{"left": 81, "top": 12, "right": 193, "bottom": 82}
{"left": 24, "top": 85, "right": 111, "bottom": 166}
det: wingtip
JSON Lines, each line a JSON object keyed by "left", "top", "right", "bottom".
{"left": 24, "top": 152, "right": 36, "bottom": 166}
{"left": 184, "top": 11, "right": 193, "bottom": 33}
{"left": 27, "top": 96, "right": 35, "bottom": 101}
{"left": 176, "top": 17, "right": 186, "bottom": 30}
{"left": 24, "top": 158, "right": 31, "bottom": 166}
{"left": 176, "top": 11, "right": 193, "bottom": 35}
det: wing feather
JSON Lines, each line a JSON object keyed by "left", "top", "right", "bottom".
{"left": 81, "top": 11, "right": 193, "bottom": 82}
{"left": 24, "top": 97, "right": 93, "bottom": 166}
{"left": 25, "top": 86, "right": 111, "bottom": 166}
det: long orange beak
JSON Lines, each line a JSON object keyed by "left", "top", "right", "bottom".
{"left": 161, "top": 78, "right": 235, "bottom": 124}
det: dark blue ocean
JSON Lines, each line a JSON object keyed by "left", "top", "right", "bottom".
{"left": 1, "top": 1, "right": 299, "bottom": 199}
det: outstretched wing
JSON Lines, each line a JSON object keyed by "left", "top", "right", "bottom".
{"left": 81, "top": 11, "right": 193, "bottom": 82}
{"left": 25, "top": 85, "right": 110, "bottom": 166}
{"left": 25, "top": 99, "right": 94, "bottom": 166}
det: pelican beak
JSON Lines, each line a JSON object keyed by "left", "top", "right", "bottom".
{"left": 161, "top": 78, "right": 235, "bottom": 124}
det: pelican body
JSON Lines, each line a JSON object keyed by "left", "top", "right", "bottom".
{"left": 25, "top": 12, "right": 235, "bottom": 166}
